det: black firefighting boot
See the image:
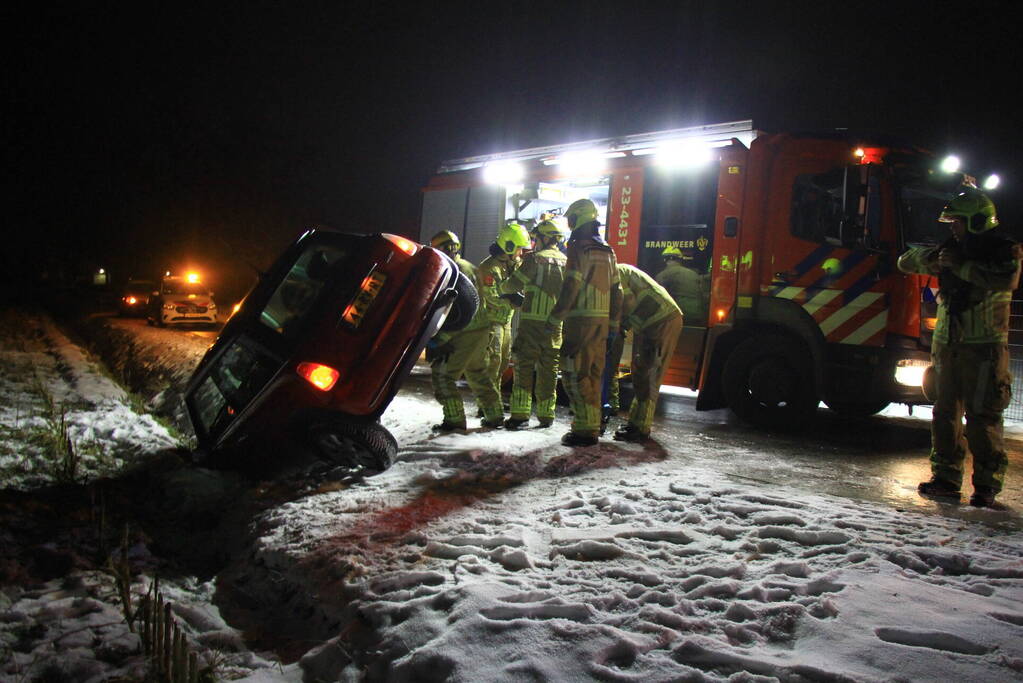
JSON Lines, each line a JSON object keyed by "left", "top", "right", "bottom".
{"left": 432, "top": 421, "right": 466, "bottom": 433}
{"left": 613, "top": 423, "right": 650, "bottom": 443}
{"left": 917, "top": 477, "right": 961, "bottom": 498}
{"left": 969, "top": 487, "right": 997, "bottom": 508}
{"left": 480, "top": 416, "right": 504, "bottom": 429}
{"left": 504, "top": 417, "right": 529, "bottom": 430}
{"left": 561, "top": 432, "right": 598, "bottom": 447}
{"left": 537, "top": 417, "right": 554, "bottom": 428}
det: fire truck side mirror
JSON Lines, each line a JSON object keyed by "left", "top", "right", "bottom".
{"left": 834, "top": 166, "right": 868, "bottom": 248}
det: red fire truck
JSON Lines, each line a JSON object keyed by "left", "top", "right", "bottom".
{"left": 419, "top": 120, "right": 972, "bottom": 426}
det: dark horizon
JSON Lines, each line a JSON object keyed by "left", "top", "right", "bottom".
{"left": 8, "top": 1, "right": 1020, "bottom": 298}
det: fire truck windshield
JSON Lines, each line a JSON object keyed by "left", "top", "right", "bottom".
{"left": 895, "top": 166, "right": 961, "bottom": 247}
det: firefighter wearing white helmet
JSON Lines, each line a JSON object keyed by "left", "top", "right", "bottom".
{"left": 428, "top": 229, "right": 496, "bottom": 432}
{"left": 656, "top": 245, "right": 707, "bottom": 322}
{"left": 897, "top": 186, "right": 1021, "bottom": 507}
{"left": 500, "top": 218, "right": 568, "bottom": 428}
{"left": 467, "top": 222, "right": 532, "bottom": 428}
{"left": 546, "top": 199, "right": 622, "bottom": 446}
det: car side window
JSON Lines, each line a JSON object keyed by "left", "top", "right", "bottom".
{"left": 791, "top": 169, "right": 845, "bottom": 244}
{"left": 259, "top": 245, "right": 346, "bottom": 336}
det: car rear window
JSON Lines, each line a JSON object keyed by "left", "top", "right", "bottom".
{"left": 259, "top": 244, "right": 347, "bottom": 337}
{"left": 191, "top": 336, "right": 279, "bottom": 437}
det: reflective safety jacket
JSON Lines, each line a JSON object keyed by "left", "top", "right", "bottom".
{"left": 475, "top": 251, "right": 518, "bottom": 326}
{"left": 549, "top": 232, "right": 622, "bottom": 329}
{"left": 898, "top": 238, "right": 1021, "bottom": 345}
{"left": 618, "top": 264, "right": 683, "bottom": 331}
{"left": 435, "top": 254, "right": 480, "bottom": 344}
{"left": 655, "top": 261, "right": 706, "bottom": 321}
{"left": 500, "top": 245, "right": 567, "bottom": 321}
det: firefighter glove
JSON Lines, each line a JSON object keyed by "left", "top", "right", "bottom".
{"left": 499, "top": 292, "right": 525, "bottom": 307}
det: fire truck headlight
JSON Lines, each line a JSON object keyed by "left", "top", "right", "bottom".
{"left": 482, "top": 161, "right": 524, "bottom": 185}
{"left": 895, "top": 359, "right": 929, "bottom": 387}
{"left": 984, "top": 174, "right": 1001, "bottom": 190}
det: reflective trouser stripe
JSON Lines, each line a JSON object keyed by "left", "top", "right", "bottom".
{"left": 509, "top": 321, "right": 560, "bottom": 420}
{"left": 929, "top": 342, "right": 1010, "bottom": 491}
{"left": 561, "top": 319, "right": 608, "bottom": 436}
{"left": 627, "top": 313, "right": 683, "bottom": 434}
{"left": 464, "top": 323, "right": 505, "bottom": 420}
{"left": 431, "top": 325, "right": 495, "bottom": 424}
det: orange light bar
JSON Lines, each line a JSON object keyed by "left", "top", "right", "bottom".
{"left": 385, "top": 234, "right": 418, "bottom": 256}
{"left": 297, "top": 362, "right": 340, "bottom": 391}
{"left": 922, "top": 317, "right": 937, "bottom": 331}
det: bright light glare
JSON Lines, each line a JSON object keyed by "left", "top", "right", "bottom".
{"left": 297, "top": 362, "right": 340, "bottom": 392}
{"left": 895, "top": 360, "right": 928, "bottom": 387}
{"left": 940, "top": 155, "right": 961, "bottom": 173}
{"left": 186, "top": 272, "right": 201, "bottom": 283}
{"left": 984, "top": 174, "right": 1001, "bottom": 190}
{"left": 482, "top": 161, "right": 524, "bottom": 185}
{"left": 556, "top": 150, "right": 607, "bottom": 176}
{"left": 654, "top": 141, "right": 713, "bottom": 169}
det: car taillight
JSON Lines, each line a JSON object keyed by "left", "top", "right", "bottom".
{"left": 297, "top": 362, "right": 340, "bottom": 391}
{"left": 125, "top": 296, "right": 137, "bottom": 305}
{"left": 384, "top": 234, "right": 418, "bottom": 256}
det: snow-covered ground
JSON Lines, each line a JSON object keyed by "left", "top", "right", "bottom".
{"left": 2, "top": 309, "right": 1022, "bottom": 682}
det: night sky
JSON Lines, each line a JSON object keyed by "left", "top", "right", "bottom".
{"left": 8, "top": 1, "right": 1020, "bottom": 300}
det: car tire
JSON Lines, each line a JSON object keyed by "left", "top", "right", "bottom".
{"left": 308, "top": 419, "right": 397, "bottom": 472}
{"left": 722, "top": 333, "right": 817, "bottom": 429}
{"left": 439, "top": 271, "right": 479, "bottom": 333}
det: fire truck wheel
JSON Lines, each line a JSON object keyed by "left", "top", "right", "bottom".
{"left": 824, "top": 399, "right": 890, "bottom": 417}
{"left": 440, "top": 271, "right": 479, "bottom": 333}
{"left": 722, "top": 334, "right": 817, "bottom": 428}
{"left": 308, "top": 419, "right": 397, "bottom": 473}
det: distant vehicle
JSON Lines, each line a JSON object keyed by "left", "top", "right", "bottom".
{"left": 147, "top": 273, "right": 218, "bottom": 327}
{"left": 118, "top": 279, "right": 155, "bottom": 317}
{"left": 183, "top": 228, "right": 477, "bottom": 472}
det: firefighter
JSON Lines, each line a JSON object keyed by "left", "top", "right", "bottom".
{"left": 427, "top": 230, "right": 494, "bottom": 431}
{"left": 897, "top": 187, "right": 1020, "bottom": 507}
{"left": 500, "top": 218, "right": 568, "bottom": 429}
{"left": 471, "top": 222, "right": 532, "bottom": 427}
{"left": 547, "top": 199, "right": 622, "bottom": 446}
{"left": 656, "top": 246, "right": 707, "bottom": 323}
{"left": 607, "top": 264, "right": 683, "bottom": 441}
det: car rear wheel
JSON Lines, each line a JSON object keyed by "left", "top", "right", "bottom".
{"left": 722, "top": 334, "right": 818, "bottom": 429}
{"left": 439, "top": 271, "right": 479, "bottom": 333}
{"left": 307, "top": 419, "right": 397, "bottom": 472}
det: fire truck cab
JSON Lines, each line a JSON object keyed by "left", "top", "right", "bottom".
{"left": 420, "top": 120, "right": 967, "bottom": 426}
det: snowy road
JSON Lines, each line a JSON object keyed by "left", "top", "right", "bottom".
{"left": 3, "top": 307, "right": 1021, "bottom": 682}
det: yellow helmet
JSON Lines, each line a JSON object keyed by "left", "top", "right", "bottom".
{"left": 564, "top": 198, "right": 599, "bottom": 229}
{"left": 532, "top": 219, "right": 567, "bottom": 242}
{"left": 662, "top": 246, "right": 684, "bottom": 260}
{"left": 939, "top": 187, "right": 999, "bottom": 234}
{"left": 497, "top": 222, "right": 531, "bottom": 254}
{"left": 430, "top": 230, "right": 461, "bottom": 251}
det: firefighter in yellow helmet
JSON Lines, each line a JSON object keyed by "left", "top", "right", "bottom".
{"left": 608, "top": 264, "right": 683, "bottom": 441}
{"left": 656, "top": 245, "right": 708, "bottom": 323}
{"left": 500, "top": 218, "right": 568, "bottom": 428}
{"left": 546, "top": 199, "right": 622, "bottom": 446}
{"left": 427, "top": 230, "right": 495, "bottom": 432}
{"left": 468, "top": 222, "right": 532, "bottom": 427}
{"left": 897, "top": 187, "right": 1020, "bottom": 507}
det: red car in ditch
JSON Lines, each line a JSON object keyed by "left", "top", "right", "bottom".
{"left": 184, "top": 228, "right": 477, "bottom": 471}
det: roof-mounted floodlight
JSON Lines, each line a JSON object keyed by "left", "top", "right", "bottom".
{"left": 550, "top": 149, "right": 607, "bottom": 176}
{"left": 482, "top": 160, "right": 524, "bottom": 185}
{"left": 940, "top": 155, "right": 961, "bottom": 174}
{"left": 653, "top": 140, "right": 713, "bottom": 169}
{"left": 983, "top": 174, "right": 1001, "bottom": 191}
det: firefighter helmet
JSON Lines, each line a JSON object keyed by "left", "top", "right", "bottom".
{"left": 564, "top": 198, "right": 599, "bottom": 229}
{"left": 430, "top": 230, "right": 461, "bottom": 251}
{"left": 938, "top": 187, "right": 999, "bottom": 233}
{"left": 662, "top": 246, "right": 684, "bottom": 260}
{"left": 497, "top": 222, "right": 531, "bottom": 255}
{"left": 532, "top": 219, "right": 567, "bottom": 242}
